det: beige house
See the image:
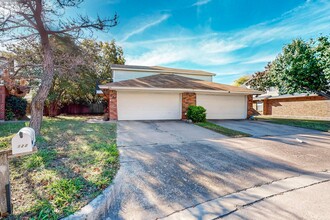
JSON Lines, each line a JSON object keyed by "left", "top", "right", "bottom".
{"left": 99, "top": 65, "right": 262, "bottom": 121}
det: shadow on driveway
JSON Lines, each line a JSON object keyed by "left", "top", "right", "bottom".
{"left": 106, "top": 121, "right": 330, "bottom": 220}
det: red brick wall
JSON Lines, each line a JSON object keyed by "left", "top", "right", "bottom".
{"left": 247, "top": 95, "right": 254, "bottom": 118}
{"left": 182, "top": 92, "right": 196, "bottom": 119}
{"left": 0, "top": 85, "right": 7, "bottom": 120}
{"left": 109, "top": 90, "right": 118, "bottom": 120}
{"left": 257, "top": 96, "right": 330, "bottom": 119}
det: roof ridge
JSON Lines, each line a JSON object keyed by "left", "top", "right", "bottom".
{"left": 110, "top": 64, "right": 216, "bottom": 76}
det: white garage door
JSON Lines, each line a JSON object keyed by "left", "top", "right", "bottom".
{"left": 197, "top": 94, "right": 247, "bottom": 119}
{"left": 117, "top": 92, "right": 181, "bottom": 120}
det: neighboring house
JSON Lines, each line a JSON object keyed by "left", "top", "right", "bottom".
{"left": 252, "top": 87, "right": 330, "bottom": 120}
{"left": 99, "top": 64, "right": 262, "bottom": 121}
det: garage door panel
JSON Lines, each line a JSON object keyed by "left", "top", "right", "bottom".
{"left": 197, "top": 94, "right": 247, "bottom": 119}
{"left": 117, "top": 92, "right": 181, "bottom": 120}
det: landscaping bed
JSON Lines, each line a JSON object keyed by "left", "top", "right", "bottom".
{"left": 196, "top": 121, "right": 252, "bottom": 138}
{"left": 255, "top": 117, "right": 330, "bottom": 132}
{"left": 0, "top": 116, "right": 119, "bottom": 219}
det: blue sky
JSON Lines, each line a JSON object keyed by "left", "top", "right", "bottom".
{"left": 70, "top": 0, "right": 330, "bottom": 84}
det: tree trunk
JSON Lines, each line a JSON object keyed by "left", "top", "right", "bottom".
{"left": 29, "top": 42, "right": 54, "bottom": 135}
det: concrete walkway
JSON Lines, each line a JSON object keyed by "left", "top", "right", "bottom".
{"left": 105, "top": 121, "right": 330, "bottom": 220}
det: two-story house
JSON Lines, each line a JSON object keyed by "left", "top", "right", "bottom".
{"left": 99, "top": 64, "right": 262, "bottom": 121}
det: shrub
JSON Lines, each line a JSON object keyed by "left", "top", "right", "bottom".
{"left": 5, "top": 108, "right": 15, "bottom": 121}
{"left": 5, "top": 95, "right": 28, "bottom": 120}
{"left": 187, "top": 105, "right": 206, "bottom": 123}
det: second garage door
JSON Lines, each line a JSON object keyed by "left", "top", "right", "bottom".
{"left": 117, "top": 92, "right": 181, "bottom": 120}
{"left": 197, "top": 94, "right": 247, "bottom": 119}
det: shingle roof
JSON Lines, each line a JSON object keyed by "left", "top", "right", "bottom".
{"left": 100, "top": 74, "right": 263, "bottom": 94}
{"left": 110, "top": 64, "right": 216, "bottom": 76}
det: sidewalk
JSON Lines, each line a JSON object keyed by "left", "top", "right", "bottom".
{"left": 162, "top": 171, "right": 330, "bottom": 220}
{"left": 222, "top": 180, "right": 330, "bottom": 220}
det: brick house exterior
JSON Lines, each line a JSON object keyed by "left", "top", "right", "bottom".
{"left": 107, "top": 91, "right": 253, "bottom": 120}
{"left": 109, "top": 90, "right": 118, "bottom": 120}
{"left": 181, "top": 92, "right": 196, "bottom": 119}
{"left": 253, "top": 95, "right": 330, "bottom": 119}
{"left": 247, "top": 95, "right": 255, "bottom": 118}
{"left": 0, "top": 85, "right": 7, "bottom": 121}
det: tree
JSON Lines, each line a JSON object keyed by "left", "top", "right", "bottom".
{"left": 246, "top": 62, "right": 274, "bottom": 92}
{"left": 247, "top": 37, "right": 330, "bottom": 98}
{"left": 46, "top": 39, "right": 125, "bottom": 113}
{"left": 233, "top": 75, "right": 251, "bottom": 87}
{"left": 315, "top": 36, "right": 330, "bottom": 87}
{"left": 269, "top": 39, "right": 329, "bottom": 96}
{"left": 0, "top": 0, "right": 118, "bottom": 134}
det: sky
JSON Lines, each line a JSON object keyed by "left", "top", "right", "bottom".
{"left": 69, "top": 0, "right": 330, "bottom": 84}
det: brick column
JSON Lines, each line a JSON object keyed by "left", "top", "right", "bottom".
{"left": 247, "top": 95, "right": 254, "bottom": 118}
{"left": 182, "top": 92, "right": 196, "bottom": 120}
{"left": 263, "top": 98, "right": 271, "bottom": 115}
{"left": 109, "top": 90, "right": 118, "bottom": 120}
{"left": 0, "top": 85, "right": 6, "bottom": 121}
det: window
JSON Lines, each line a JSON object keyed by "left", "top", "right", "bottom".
{"left": 256, "top": 101, "right": 263, "bottom": 112}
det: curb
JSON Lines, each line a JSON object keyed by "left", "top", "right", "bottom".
{"left": 62, "top": 181, "right": 118, "bottom": 220}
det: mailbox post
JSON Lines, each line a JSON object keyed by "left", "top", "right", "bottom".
{"left": 0, "top": 150, "right": 11, "bottom": 216}
{"left": 0, "top": 127, "right": 37, "bottom": 217}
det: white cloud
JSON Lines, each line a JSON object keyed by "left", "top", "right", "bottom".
{"left": 126, "top": 43, "right": 236, "bottom": 66}
{"left": 192, "top": 0, "right": 211, "bottom": 7}
{"left": 121, "top": 14, "right": 170, "bottom": 42}
{"left": 200, "top": 39, "right": 247, "bottom": 53}
{"left": 241, "top": 53, "right": 278, "bottom": 64}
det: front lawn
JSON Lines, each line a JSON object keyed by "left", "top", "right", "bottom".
{"left": 196, "top": 121, "right": 252, "bottom": 138}
{"left": 255, "top": 117, "right": 330, "bottom": 132}
{"left": 0, "top": 116, "right": 119, "bottom": 219}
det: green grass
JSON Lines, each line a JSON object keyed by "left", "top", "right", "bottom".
{"left": 255, "top": 117, "right": 330, "bottom": 132}
{"left": 0, "top": 116, "right": 119, "bottom": 219}
{"left": 196, "top": 121, "right": 252, "bottom": 138}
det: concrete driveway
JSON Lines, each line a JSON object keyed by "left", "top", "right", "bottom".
{"left": 106, "top": 120, "right": 330, "bottom": 220}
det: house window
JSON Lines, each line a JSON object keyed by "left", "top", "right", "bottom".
{"left": 268, "top": 87, "right": 276, "bottom": 92}
{"left": 256, "top": 101, "right": 263, "bottom": 112}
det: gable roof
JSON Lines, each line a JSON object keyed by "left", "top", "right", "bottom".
{"left": 110, "top": 64, "right": 216, "bottom": 76}
{"left": 100, "top": 74, "right": 263, "bottom": 95}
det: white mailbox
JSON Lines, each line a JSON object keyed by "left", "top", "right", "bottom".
{"left": 12, "top": 127, "right": 36, "bottom": 155}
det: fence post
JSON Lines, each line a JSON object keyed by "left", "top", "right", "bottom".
{"left": 0, "top": 151, "right": 11, "bottom": 216}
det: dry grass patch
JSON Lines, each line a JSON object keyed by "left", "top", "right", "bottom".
{"left": 0, "top": 116, "right": 119, "bottom": 219}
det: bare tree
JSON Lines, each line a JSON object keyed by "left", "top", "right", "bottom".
{"left": 0, "top": 0, "right": 118, "bottom": 134}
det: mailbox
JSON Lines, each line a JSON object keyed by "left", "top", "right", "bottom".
{"left": 11, "top": 127, "right": 36, "bottom": 155}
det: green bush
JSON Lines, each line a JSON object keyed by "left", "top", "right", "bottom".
{"left": 5, "top": 95, "right": 27, "bottom": 120}
{"left": 5, "top": 108, "right": 15, "bottom": 120}
{"left": 187, "top": 105, "right": 206, "bottom": 123}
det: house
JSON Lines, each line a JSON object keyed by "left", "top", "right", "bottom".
{"left": 253, "top": 87, "right": 330, "bottom": 120}
{"left": 99, "top": 64, "right": 262, "bottom": 121}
